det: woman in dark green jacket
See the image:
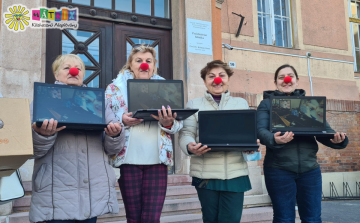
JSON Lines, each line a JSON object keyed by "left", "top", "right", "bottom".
{"left": 257, "top": 64, "right": 348, "bottom": 223}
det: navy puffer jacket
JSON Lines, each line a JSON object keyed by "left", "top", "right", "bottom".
{"left": 256, "top": 89, "right": 348, "bottom": 173}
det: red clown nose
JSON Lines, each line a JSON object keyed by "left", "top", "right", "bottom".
{"left": 140, "top": 63, "right": 149, "bottom": 71}
{"left": 214, "top": 77, "right": 222, "bottom": 85}
{"left": 69, "top": 67, "right": 79, "bottom": 76}
{"left": 284, "top": 76, "right": 292, "bottom": 83}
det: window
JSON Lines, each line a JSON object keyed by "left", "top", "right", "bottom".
{"left": 350, "top": 0, "right": 360, "bottom": 72}
{"left": 257, "top": 0, "right": 293, "bottom": 48}
{"left": 54, "top": 0, "right": 170, "bottom": 18}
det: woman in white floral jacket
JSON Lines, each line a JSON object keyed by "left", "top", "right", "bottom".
{"left": 105, "top": 44, "right": 183, "bottom": 223}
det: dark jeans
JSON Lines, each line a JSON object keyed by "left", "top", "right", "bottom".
{"left": 264, "top": 167, "right": 322, "bottom": 223}
{"left": 46, "top": 217, "right": 97, "bottom": 223}
{"left": 196, "top": 187, "right": 245, "bottom": 223}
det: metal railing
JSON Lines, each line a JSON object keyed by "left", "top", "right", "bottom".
{"left": 324, "top": 182, "right": 360, "bottom": 200}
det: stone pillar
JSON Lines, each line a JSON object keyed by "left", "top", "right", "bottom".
{"left": 171, "top": 0, "right": 214, "bottom": 174}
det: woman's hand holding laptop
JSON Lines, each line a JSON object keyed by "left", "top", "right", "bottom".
{"left": 243, "top": 139, "right": 261, "bottom": 154}
{"left": 330, "top": 132, "right": 346, "bottom": 144}
{"left": 122, "top": 112, "right": 143, "bottom": 126}
{"left": 187, "top": 142, "right": 211, "bottom": 156}
{"left": 32, "top": 118, "right": 66, "bottom": 136}
{"left": 151, "top": 105, "right": 177, "bottom": 128}
{"left": 274, "top": 131, "right": 294, "bottom": 144}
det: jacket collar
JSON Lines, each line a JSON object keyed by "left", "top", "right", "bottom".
{"left": 263, "top": 89, "right": 306, "bottom": 99}
{"left": 112, "top": 70, "right": 163, "bottom": 89}
{"left": 204, "top": 90, "right": 231, "bottom": 109}
{"left": 54, "top": 81, "right": 87, "bottom": 87}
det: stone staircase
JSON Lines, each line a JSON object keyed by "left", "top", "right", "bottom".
{"left": 7, "top": 175, "right": 285, "bottom": 223}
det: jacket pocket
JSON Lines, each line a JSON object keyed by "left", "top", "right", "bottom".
{"left": 34, "top": 163, "right": 47, "bottom": 192}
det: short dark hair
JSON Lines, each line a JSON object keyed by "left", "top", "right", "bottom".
{"left": 200, "top": 60, "right": 234, "bottom": 80}
{"left": 274, "top": 64, "right": 299, "bottom": 83}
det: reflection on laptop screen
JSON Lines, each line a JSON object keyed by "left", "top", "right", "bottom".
{"left": 128, "top": 80, "right": 183, "bottom": 112}
{"left": 34, "top": 84, "right": 104, "bottom": 124}
{"left": 200, "top": 112, "right": 256, "bottom": 144}
{"left": 271, "top": 98, "right": 325, "bottom": 129}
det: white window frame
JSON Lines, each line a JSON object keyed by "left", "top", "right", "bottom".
{"left": 349, "top": 0, "right": 360, "bottom": 72}
{"left": 258, "top": 0, "right": 293, "bottom": 48}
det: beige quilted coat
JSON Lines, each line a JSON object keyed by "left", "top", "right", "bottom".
{"left": 179, "top": 91, "right": 250, "bottom": 180}
{"left": 29, "top": 103, "right": 125, "bottom": 222}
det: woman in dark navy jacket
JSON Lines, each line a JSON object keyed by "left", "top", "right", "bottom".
{"left": 256, "top": 64, "right": 348, "bottom": 223}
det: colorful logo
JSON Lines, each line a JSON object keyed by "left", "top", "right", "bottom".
{"left": 3, "top": 4, "right": 79, "bottom": 32}
{"left": 31, "top": 7, "right": 79, "bottom": 29}
{"left": 3, "top": 5, "right": 30, "bottom": 32}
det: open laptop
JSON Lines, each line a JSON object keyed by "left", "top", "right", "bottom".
{"left": 198, "top": 110, "right": 259, "bottom": 151}
{"left": 33, "top": 82, "right": 107, "bottom": 130}
{"left": 270, "top": 96, "right": 334, "bottom": 137}
{"left": 127, "top": 79, "right": 198, "bottom": 121}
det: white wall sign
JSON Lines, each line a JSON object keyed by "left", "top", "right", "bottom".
{"left": 187, "top": 18, "right": 213, "bottom": 55}
{"left": 229, "top": 61, "right": 236, "bottom": 68}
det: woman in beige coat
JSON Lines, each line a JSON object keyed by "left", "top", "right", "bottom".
{"left": 179, "top": 60, "right": 254, "bottom": 223}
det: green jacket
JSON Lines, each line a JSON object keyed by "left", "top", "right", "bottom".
{"left": 256, "top": 89, "right": 348, "bottom": 173}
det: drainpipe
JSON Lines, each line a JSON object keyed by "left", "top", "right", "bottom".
{"left": 306, "top": 52, "right": 314, "bottom": 96}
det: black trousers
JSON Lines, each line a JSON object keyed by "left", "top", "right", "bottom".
{"left": 196, "top": 187, "right": 245, "bottom": 223}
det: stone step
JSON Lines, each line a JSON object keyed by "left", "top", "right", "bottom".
{"left": 10, "top": 206, "right": 299, "bottom": 223}
{"left": 97, "top": 197, "right": 201, "bottom": 222}
{"left": 10, "top": 197, "right": 201, "bottom": 223}
{"left": 106, "top": 213, "right": 203, "bottom": 223}
{"left": 13, "top": 188, "right": 269, "bottom": 213}
{"left": 21, "top": 175, "right": 192, "bottom": 193}
{"left": 13, "top": 185, "right": 198, "bottom": 212}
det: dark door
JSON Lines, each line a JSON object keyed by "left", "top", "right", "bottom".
{"left": 114, "top": 24, "right": 172, "bottom": 80}
{"left": 46, "top": 20, "right": 173, "bottom": 86}
{"left": 45, "top": 17, "right": 174, "bottom": 173}
{"left": 46, "top": 18, "right": 113, "bottom": 88}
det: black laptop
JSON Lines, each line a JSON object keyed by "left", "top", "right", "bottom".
{"left": 198, "top": 110, "right": 259, "bottom": 151}
{"left": 270, "top": 96, "right": 334, "bottom": 137}
{"left": 33, "top": 82, "right": 107, "bottom": 130}
{"left": 127, "top": 79, "right": 198, "bottom": 121}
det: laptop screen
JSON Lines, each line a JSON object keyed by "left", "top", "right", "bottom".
{"left": 127, "top": 79, "right": 184, "bottom": 113}
{"left": 199, "top": 110, "right": 257, "bottom": 145}
{"left": 270, "top": 96, "right": 326, "bottom": 132}
{"left": 33, "top": 82, "right": 105, "bottom": 125}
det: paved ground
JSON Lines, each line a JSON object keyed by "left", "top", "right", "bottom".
{"left": 321, "top": 199, "right": 360, "bottom": 223}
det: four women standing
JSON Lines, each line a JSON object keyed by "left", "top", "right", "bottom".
{"left": 28, "top": 51, "right": 348, "bottom": 223}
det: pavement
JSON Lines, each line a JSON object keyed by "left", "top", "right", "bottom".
{"left": 321, "top": 199, "right": 360, "bottom": 223}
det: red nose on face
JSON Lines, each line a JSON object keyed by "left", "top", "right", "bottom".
{"left": 214, "top": 77, "right": 222, "bottom": 85}
{"left": 69, "top": 67, "right": 79, "bottom": 76}
{"left": 284, "top": 76, "right": 292, "bottom": 83}
{"left": 140, "top": 63, "right": 149, "bottom": 71}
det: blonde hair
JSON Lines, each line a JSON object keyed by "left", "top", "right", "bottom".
{"left": 119, "top": 44, "right": 158, "bottom": 76}
{"left": 52, "top": 54, "right": 85, "bottom": 78}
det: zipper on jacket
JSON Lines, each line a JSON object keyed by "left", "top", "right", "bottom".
{"left": 297, "top": 141, "right": 301, "bottom": 173}
{"left": 224, "top": 152, "right": 227, "bottom": 178}
{"left": 85, "top": 132, "right": 92, "bottom": 217}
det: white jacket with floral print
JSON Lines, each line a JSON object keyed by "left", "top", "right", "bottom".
{"left": 105, "top": 70, "right": 183, "bottom": 167}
